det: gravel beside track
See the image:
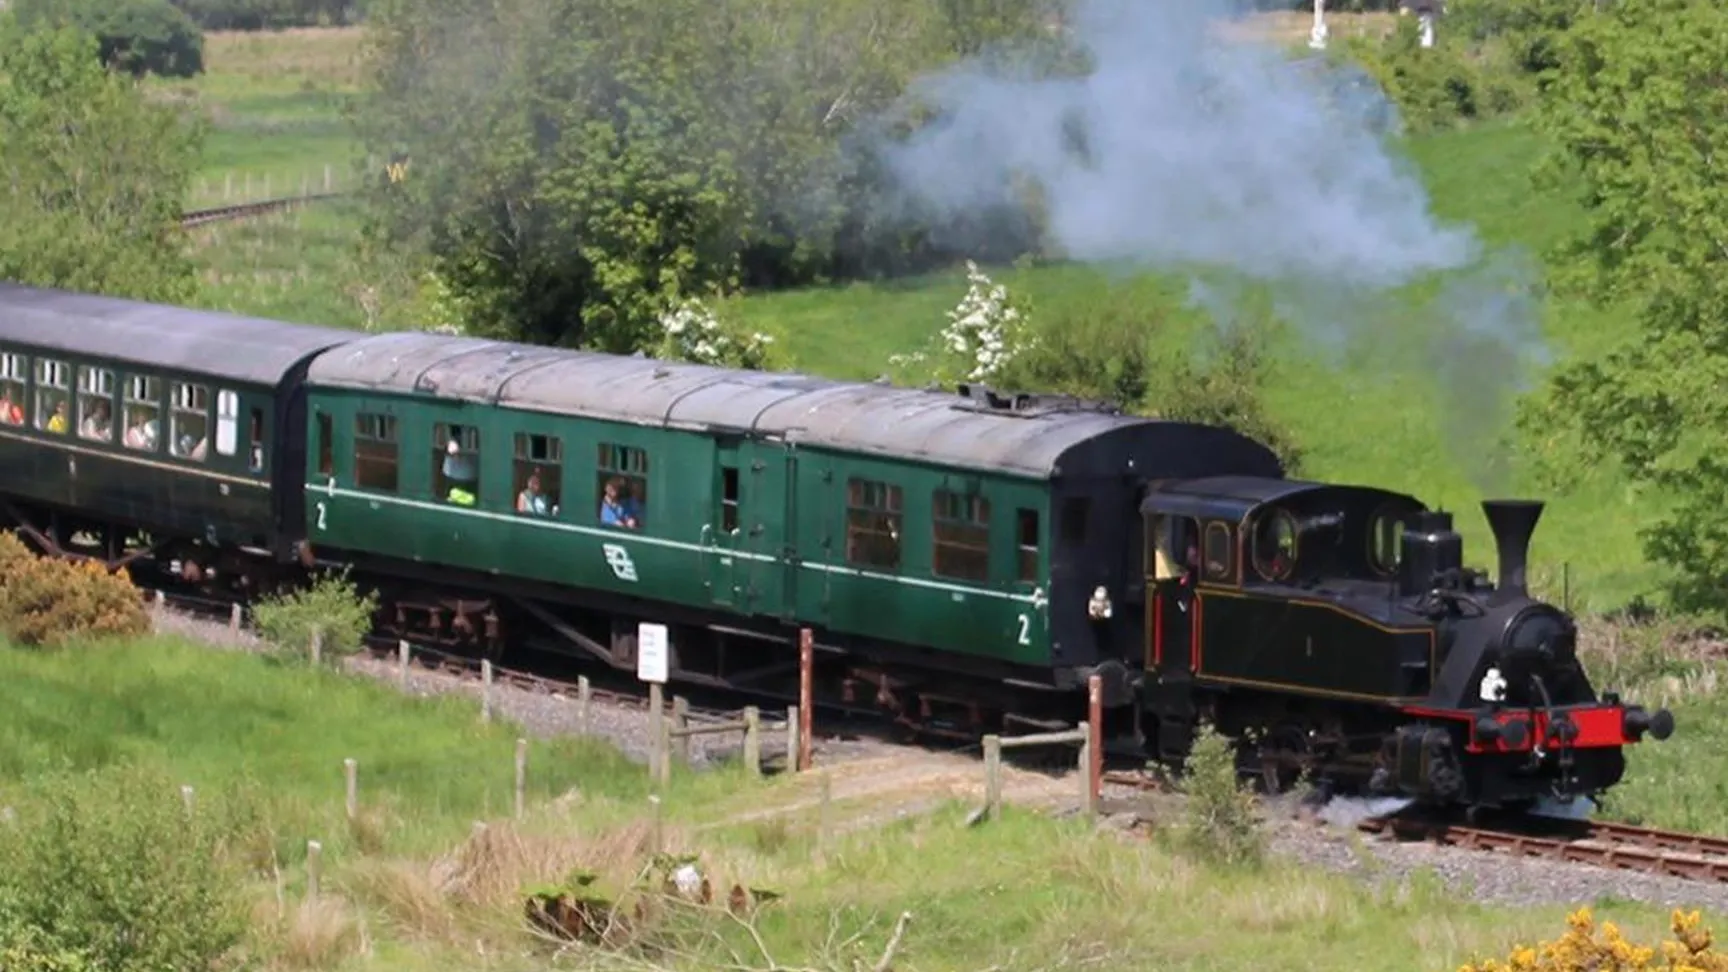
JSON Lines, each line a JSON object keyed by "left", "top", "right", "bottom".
{"left": 152, "top": 605, "right": 1728, "bottom": 913}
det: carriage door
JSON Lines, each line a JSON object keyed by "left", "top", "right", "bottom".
{"left": 706, "top": 439, "right": 743, "bottom": 608}
{"left": 1147, "top": 512, "right": 1200, "bottom": 674}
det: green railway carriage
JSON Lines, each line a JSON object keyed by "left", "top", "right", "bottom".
{"left": 0, "top": 283, "right": 348, "bottom": 566}
{"left": 301, "top": 331, "right": 1282, "bottom": 705}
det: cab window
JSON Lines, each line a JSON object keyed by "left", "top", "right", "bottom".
{"left": 1251, "top": 508, "right": 1298, "bottom": 582}
{"left": 1202, "top": 522, "right": 1234, "bottom": 582}
{"left": 1147, "top": 514, "right": 1199, "bottom": 581}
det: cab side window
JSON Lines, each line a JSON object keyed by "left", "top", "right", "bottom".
{"left": 1202, "top": 521, "right": 1234, "bottom": 583}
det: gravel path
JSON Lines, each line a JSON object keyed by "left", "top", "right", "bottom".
{"left": 153, "top": 606, "right": 1728, "bottom": 913}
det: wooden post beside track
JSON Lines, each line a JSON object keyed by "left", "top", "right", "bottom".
{"left": 481, "top": 660, "right": 494, "bottom": 722}
{"left": 785, "top": 705, "right": 799, "bottom": 773}
{"left": 798, "top": 628, "right": 813, "bottom": 772}
{"left": 577, "top": 676, "right": 592, "bottom": 735}
{"left": 310, "top": 630, "right": 323, "bottom": 666}
{"left": 1087, "top": 674, "right": 1103, "bottom": 813}
{"left": 983, "top": 735, "right": 1003, "bottom": 822}
{"left": 672, "top": 696, "right": 690, "bottom": 765}
{"left": 649, "top": 682, "right": 667, "bottom": 786}
{"left": 976, "top": 725, "right": 1097, "bottom": 824}
{"left": 398, "top": 640, "right": 410, "bottom": 689}
{"left": 229, "top": 603, "right": 242, "bottom": 631}
{"left": 343, "top": 758, "right": 358, "bottom": 820}
{"left": 743, "top": 705, "right": 761, "bottom": 776}
{"left": 305, "top": 840, "right": 322, "bottom": 901}
{"left": 514, "top": 738, "right": 528, "bottom": 820}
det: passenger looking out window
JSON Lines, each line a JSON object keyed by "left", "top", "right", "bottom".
{"left": 600, "top": 477, "right": 640, "bottom": 529}
{"left": 0, "top": 391, "right": 19, "bottom": 425}
{"left": 45, "top": 400, "right": 67, "bottom": 435}
{"left": 443, "top": 439, "right": 477, "bottom": 506}
{"left": 80, "top": 401, "right": 111, "bottom": 441}
{"left": 517, "top": 469, "right": 558, "bottom": 517}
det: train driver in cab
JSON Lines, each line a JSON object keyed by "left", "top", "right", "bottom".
{"left": 600, "top": 476, "right": 640, "bottom": 530}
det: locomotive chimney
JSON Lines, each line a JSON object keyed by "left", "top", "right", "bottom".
{"left": 1481, "top": 499, "right": 1544, "bottom": 602}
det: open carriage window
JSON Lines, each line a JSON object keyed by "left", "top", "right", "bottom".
{"left": 0, "top": 352, "right": 26, "bottom": 425}
{"left": 434, "top": 423, "right": 482, "bottom": 505}
{"left": 76, "top": 366, "right": 114, "bottom": 443}
{"left": 122, "top": 375, "right": 161, "bottom": 452}
{"left": 33, "top": 359, "right": 69, "bottom": 435}
{"left": 597, "top": 442, "right": 648, "bottom": 529}
{"left": 514, "top": 433, "right": 562, "bottom": 518}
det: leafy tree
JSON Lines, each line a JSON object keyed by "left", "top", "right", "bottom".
{"left": 355, "top": 0, "right": 1049, "bottom": 351}
{"left": 13, "top": 0, "right": 204, "bottom": 78}
{"left": 1527, "top": 0, "right": 1728, "bottom": 612}
{"left": 1446, "top": 0, "right": 1611, "bottom": 79}
{"left": 0, "top": 17, "right": 203, "bottom": 304}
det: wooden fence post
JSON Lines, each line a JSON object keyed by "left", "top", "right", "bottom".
{"left": 983, "top": 735, "right": 1003, "bottom": 821}
{"left": 514, "top": 738, "right": 528, "bottom": 820}
{"left": 181, "top": 784, "right": 196, "bottom": 816}
{"left": 344, "top": 758, "right": 358, "bottom": 820}
{"left": 153, "top": 590, "right": 165, "bottom": 614}
{"left": 648, "top": 794, "right": 662, "bottom": 854}
{"left": 649, "top": 682, "right": 666, "bottom": 785}
{"left": 323, "top": 163, "right": 332, "bottom": 192}
{"left": 743, "top": 706, "right": 761, "bottom": 776}
{"left": 398, "top": 640, "right": 410, "bottom": 689}
{"left": 785, "top": 705, "right": 799, "bottom": 774}
{"left": 672, "top": 696, "right": 690, "bottom": 766}
{"left": 1087, "top": 674, "right": 1104, "bottom": 814}
{"left": 229, "top": 603, "right": 242, "bottom": 631}
{"left": 481, "top": 660, "right": 494, "bottom": 722}
{"left": 577, "top": 676, "right": 591, "bottom": 734}
{"left": 1076, "top": 723, "right": 1096, "bottom": 822}
{"left": 305, "top": 840, "right": 322, "bottom": 900}
{"left": 310, "top": 630, "right": 323, "bottom": 666}
{"left": 798, "top": 628, "right": 813, "bottom": 772}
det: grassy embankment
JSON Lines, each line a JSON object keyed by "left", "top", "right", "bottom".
{"left": 0, "top": 634, "right": 1716, "bottom": 972}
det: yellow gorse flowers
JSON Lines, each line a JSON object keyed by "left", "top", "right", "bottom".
{"left": 1459, "top": 908, "right": 1724, "bottom": 972}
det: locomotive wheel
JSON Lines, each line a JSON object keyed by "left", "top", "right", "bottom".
{"left": 1257, "top": 723, "right": 1313, "bottom": 795}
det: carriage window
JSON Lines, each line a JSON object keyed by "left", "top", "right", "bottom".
{"left": 315, "top": 412, "right": 333, "bottom": 477}
{"left": 33, "top": 359, "right": 69, "bottom": 435}
{"left": 932, "top": 490, "right": 990, "bottom": 581}
{"left": 76, "top": 366, "right": 114, "bottom": 443}
{"left": 1060, "top": 497, "right": 1090, "bottom": 548}
{"left": 721, "top": 467, "right": 740, "bottom": 533}
{"left": 514, "top": 433, "right": 562, "bottom": 517}
{"left": 846, "top": 477, "right": 902, "bottom": 570}
{"left": 249, "top": 407, "right": 265, "bottom": 472}
{"left": 214, "top": 390, "right": 239, "bottom": 457}
{"left": 169, "top": 383, "right": 210, "bottom": 461}
{"left": 354, "top": 413, "right": 398, "bottom": 492}
{"left": 1369, "top": 509, "right": 1404, "bottom": 576}
{"left": 1251, "top": 508, "right": 1298, "bottom": 582}
{"left": 0, "top": 352, "right": 25, "bottom": 426}
{"left": 434, "top": 423, "right": 481, "bottom": 505}
{"left": 122, "top": 375, "right": 161, "bottom": 452}
{"left": 1202, "top": 522, "right": 1234, "bottom": 582}
{"left": 597, "top": 443, "right": 648, "bottom": 529}
{"left": 1016, "top": 508, "right": 1039, "bottom": 582}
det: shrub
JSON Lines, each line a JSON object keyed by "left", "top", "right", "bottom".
{"left": 1155, "top": 324, "right": 1305, "bottom": 476}
{"left": 1175, "top": 721, "right": 1265, "bottom": 868}
{"left": 0, "top": 762, "right": 252, "bottom": 972}
{"left": 1457, "top": 906, "right": 1726, "bottom": 971}
{"left": 0, "top": 531, "right": 33, "bottom": 587}
{"left": 250, "top": 569, "right": 378, "bottom": 663}
{"left": 12, "top": 0, "right": 205, "bottom": 78}
{"left": 0, "top": 554, "right": 150, "bottom": 648}
{"left": 1344, "top": 17, "right": 1527, "bottom": 136}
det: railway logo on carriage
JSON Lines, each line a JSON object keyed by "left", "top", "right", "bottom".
{"left": 602, "top": 543, "right": 639, "bottom": 583}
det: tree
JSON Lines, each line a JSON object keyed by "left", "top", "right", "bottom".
{"left": 1528, "top": 0, "right": 1728, "bottom": 612}
{"left": 0, "top": 17, "right": 204, "bottom": 304}
{"left": 13, "top": 0, "right": 204, "bottom": 78}
{"left": 354, "top": 0, "right": 1051, "bottom": 350}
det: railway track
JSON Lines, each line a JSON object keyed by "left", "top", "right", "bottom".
{"left": 179, "top": 192, "right": 347, "bottom": 228}
{"left": 1358, "top": 811, "right": 1728, "bottom": 883}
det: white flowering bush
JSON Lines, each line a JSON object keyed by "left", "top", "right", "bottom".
{"left": 651, "top": 297, "right": 775, "bottom": 370}
{"left": 887, "top": 261, "right": 1034, "bottom": 386}
{"left": 412, "top": 270, "right": 471, "bottom": 336}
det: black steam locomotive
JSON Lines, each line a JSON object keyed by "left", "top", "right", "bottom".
{"left": 1135, "top": 480, "right": 1674, "bottom": 811}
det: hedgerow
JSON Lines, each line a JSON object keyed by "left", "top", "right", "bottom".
{"left": 1458, "top": 907, "right": 1728, "bottom": 971}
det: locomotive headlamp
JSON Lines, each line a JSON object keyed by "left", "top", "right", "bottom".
{"left": 1087, "top": 586, "right": 1113, "bottom": 620}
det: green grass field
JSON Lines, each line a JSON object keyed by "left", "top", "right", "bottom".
{"left": 0, "top": 636, "right": 1717, "bottom": 971}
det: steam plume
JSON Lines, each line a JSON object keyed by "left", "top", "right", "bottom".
{"left": 873, "top": 0, "right": 1547, "bottom": 489}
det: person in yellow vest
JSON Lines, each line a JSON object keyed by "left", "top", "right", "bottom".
{"left": 443, "top": 438, "right": 477, "bottom": 505}
{"left": 45, "top": 400, "right": 67, "bottom": 434}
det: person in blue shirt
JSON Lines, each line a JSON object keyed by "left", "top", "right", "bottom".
{"left": 600, "top": 477, "right": 641, "bottom": 529}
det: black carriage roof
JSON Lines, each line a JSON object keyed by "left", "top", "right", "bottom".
{"left": 0, "top": 282, "right": 351, "bottom": 386}
{"left": 306, "top": 331, "right": 1229, "bottom": 478}
{"left": 1144, "top": 476, "right": 1425, "bottom": 520}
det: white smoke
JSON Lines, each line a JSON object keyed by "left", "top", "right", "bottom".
{"left": 873, "top": 0, "right": 1548, "bottom": 488}
{"left": 1318, "top": 794, "right": 1416, "bottom": 828}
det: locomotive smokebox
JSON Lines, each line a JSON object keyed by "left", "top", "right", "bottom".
{"left": 1482, "top": 499, "right": 1545, "bottom": 601}
{"left": 1398, "top": 510, "right": 1463, "bottom": 596}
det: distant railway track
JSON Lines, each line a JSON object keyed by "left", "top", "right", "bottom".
{"left": 1358, "top": 811, "right": 1728, "bottom": 883}
{"left": 178, "top": 192, "right": 349, "bottom": 229}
